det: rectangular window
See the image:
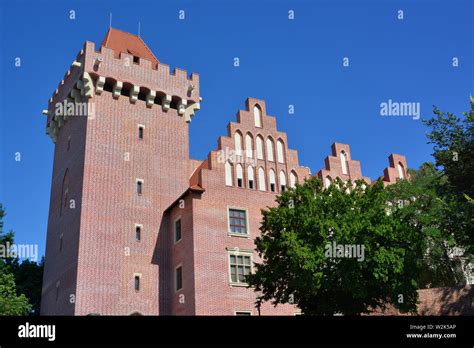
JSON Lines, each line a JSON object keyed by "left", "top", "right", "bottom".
{"left": 137, "top": 180, "right": 143, "bottom": 195}
{"left": 229, "top": 209, "right": 247, "bottom": 235}
{"left": 176, "top": 266, "right": 183, "bottom": 291}
{"left": 134, "top": 275, "right": 140, "bottom": 291}
{"left": 248, "top": 180, "right": 254, "bottom": 189}
{"left": 229, "top": 254, "right": 251, "bottom": 284}
{"left": 270, "top": 183, "right": 276, "bottom": 192}
{"left": 138, "top": 126, "right": 144, "bottom": 139}
{"left": 237, "top": 178, "right": 243, "bottom": 188}
{"left": 136, "top": 225, "right": 141, "bottom": 241}
{"left": 175, "top": 219, "right": 182, "bottom": 242}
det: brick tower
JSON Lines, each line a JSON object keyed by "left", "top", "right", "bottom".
{"left": 41, "top": 28, "right": 201, "bottom": 315}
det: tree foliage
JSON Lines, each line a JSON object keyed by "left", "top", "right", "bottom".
{"left": 0, "top": 204, "right": 42, "bottom": 315}
{"left": 423, "top": 97, "right": 474, "bottom": 259}
{"left": 248, "top": 178, "right": 424, "bottom": 315}
{"left": 385, "top": 163, "right": 466, "bottom": 287}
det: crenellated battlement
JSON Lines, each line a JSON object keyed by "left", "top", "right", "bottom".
{"left": 43, "top": 29, "right": 202, "bottom": 143}
{"left": 83, "top": 41, "right": 200, "bottom": 104}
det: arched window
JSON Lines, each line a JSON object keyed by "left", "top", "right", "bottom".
{"left": 245, "top": 134, "right": 253, "bottom": 158}
{"left": 254, "top": 105, "right": 262, "bottom": 128}
{"left": 269, "top": 169, "right": 276, "bottom": 192}
{"left": 277, "top": 140, "right": 285, "bottom": 163}
{"left": 397, "top": 162, "right": 405, "bottom": 179}
{"left": 266, "top": 138, "right": 274, "bottom": 161}
{"left": 60, "top": 169, "right": 69, "bottom": 216}
{"left": 247, "top": 166, "right": 255, "bottom": 189}
{"left": 279, "top": 170, "right": 287, "bottom": 191}
{"left": 325, "top": 176, "right": 332, "bottom": 188}
{"left": 225, "top": 161, "right": 233, "bottom": 186}
{"left": 258, "top": 167, "right": 266, "bottom": 191}
{"left": 256, "top": 135, "right": 264, "bottom": 160}
{"left": 340, "top": 151, "right": 348, "bottom": 175}
{"left": 290, "top": 171, "right": 297, "bottom": 188}
{"left": 236, "top": 164, "right": 243, "bottom": 188}
{"left": 234, "top": 132, "right": 242, "bottom": 156}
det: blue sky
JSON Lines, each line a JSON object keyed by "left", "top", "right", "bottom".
{"left": 0, "top": 0, "right": 472, "bottom": 259}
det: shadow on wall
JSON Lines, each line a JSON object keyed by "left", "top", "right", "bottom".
{"left": 372, "top": 285, "right": 473, "bottom": 316}
{"left": 417, "top": 286, "right": 473, "bottom": 315}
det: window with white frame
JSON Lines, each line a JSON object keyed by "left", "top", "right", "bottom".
{"left": 269, "top": 169, "right": 276, "bottom": 192}
{"left": 397, "top": 162, "right": 405, "bottom": 179}
{"left": 229, "top": 252, "right": 252, "bottom": 284}
{"left": 258, "top": 167, "right": 266, "bottom": 191}
{"left": 266, "top": 138, "right": 274, "bottom": 161}
{"left": 225, "top": 161, "right": 233, "bottom": 186}
{"left": 228, "top": 208, "right": 248, "bottom": 235}
{"left": 340, "top": 151, "right": 348, "bottom": 175}
{"left": 290, "top": 171, "right": 297, "bottom": 188}
{"left": 236, "top": 164, "right": 243, "bottom": 188}
{"left": 247, "top": 166, "right": 255, "bottom": 189}
{"left": 279, "top": 170, "right": 286, "bottom": 191}
{"left": 253, "top": 106, "right": 262, "bottom": 128}
{"left": 245, "top": 134, "right": 253, "bottom": 158}
{"left": 256, "top": 135, "right": 264, "bottom": 160}
{"left": 277, "top": 139, "right": 285, "bottom": 163}
{"left": 235, "top": 132, "right": 243, "bottom": 156}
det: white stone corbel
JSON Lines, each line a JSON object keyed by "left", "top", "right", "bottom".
{"left": 178, "top": 99, "right": 187, "bottom": 115}
{"left": 82, "top": 72, "right": 94, "bottom": 98}
{"left": 162, "top": 94, "right": 171, "bottom": 111}
{"left": 184, "top": 102, "right": 201, "bottom": 123}
{"left": 113, "top": 81, "right": 123, "bottom": 99}
{"left": 70, "top": 88, "right": 81, "bottom": 102}
{"left": 42, "top": 109, "right": 49, "bottom": 116}
{"left": 72, "top": 60, "right": 82, "bottom": 68}
{"left": 76, "top": 80, "right": 84, "bottom": 94}
{"left": 146, "top": 90, "right": 156, "bottom": 107}
{"left": 96, "top": 76, "right": 105, "bottom": 95}
{"left": 130, "top": 85, "right": 139, "bottom": 104}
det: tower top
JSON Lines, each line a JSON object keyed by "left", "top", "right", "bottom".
{"left": 101, "top": 27, "right": 159, "bottom": 68}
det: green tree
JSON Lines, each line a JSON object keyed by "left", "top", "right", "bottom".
{"left": 385, "top": 163, "right": 466, "bottom": 287}
{"left": 248, "top": 178, "right": 424, "bottom": 315}
{"left": 423, "top": 97, "right": 474, "bottom": 259}
{"left": 0, "top": 272, "right": 31, "bottom": 315}
{"left": 0, "top": 204, "right": 32, "bottom": 315}
{"left": 0, "top": 204, "right": 42, "bottom": 315}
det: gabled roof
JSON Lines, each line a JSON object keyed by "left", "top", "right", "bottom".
{"left": 101, "top": 27, "right": 159, "bottom": 68}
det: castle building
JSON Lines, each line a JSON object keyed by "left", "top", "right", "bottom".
{"left": 41, "top": 28, "right": 408, "bottom": 315}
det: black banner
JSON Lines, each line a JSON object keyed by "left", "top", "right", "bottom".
{"left": 0, "top": 315, "right": 471, "bottom": 346}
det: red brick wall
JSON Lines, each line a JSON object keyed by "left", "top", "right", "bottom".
{"left": 371, "top": 286, "right": 473, "bottom": 315}
{"left": 42, "top": 38, "right": 196, "bottom": 315}
{"left": 41, "top": 61, "right": 87, "bottom": 315}
{"left": 177, "top": 98, "right": 310, "bottom": 315}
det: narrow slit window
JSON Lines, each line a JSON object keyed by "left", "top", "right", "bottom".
{"left": 134, "top": 275, "right": 140, "bottom": 291}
